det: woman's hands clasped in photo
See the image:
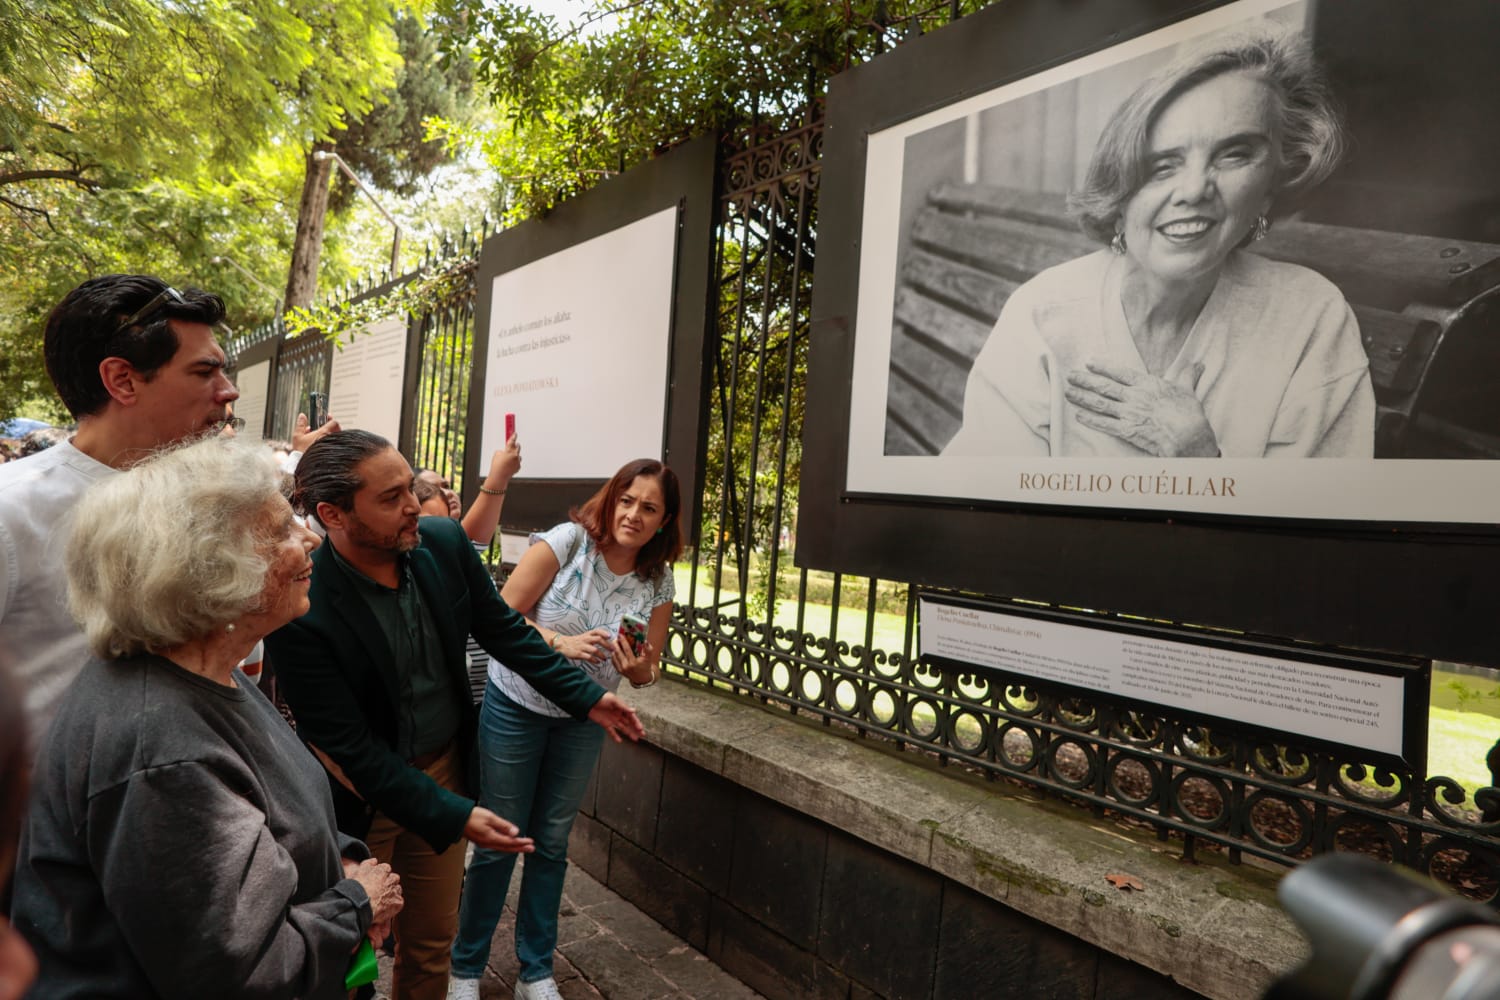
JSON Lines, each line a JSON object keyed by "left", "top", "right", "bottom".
{"left": 1064, "top": 360, "right": 1218, "bottom": 457}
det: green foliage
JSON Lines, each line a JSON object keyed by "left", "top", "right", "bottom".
{"left": 1445, "top": 677, "right": 1500, "bottom": 712}
{"left": 689, "top": 553, "right": 909, "bottom": 619}
{"left": 419, "top": 0, "right": 983, "bottom": 587}
{"left": 0, "top": 0, "right": 411, "bottom": 421}
{"left": 283, "top": 248, "right": 477, "bottom": 348}
{"left": 331, "top": 13, "right": 475, "bottom": 210}
{"left": 5, "top": 2, "right": 344, "bottom": 188}
{"left": 430, "top": 0, "right": 983, "bottom": 220}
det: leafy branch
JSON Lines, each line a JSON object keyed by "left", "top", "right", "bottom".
{"left": 283, "top": 249, "right": 478, "bottom": 347}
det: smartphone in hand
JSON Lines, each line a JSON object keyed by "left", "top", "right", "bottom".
{"left": 620, "top": 613, "right": 649, "bottom": 653}
{"left": 307, "top": 391, "right": 328, "bottom": 429}
{"left": 504, "top": 412, "right": 516, "bottom": 441}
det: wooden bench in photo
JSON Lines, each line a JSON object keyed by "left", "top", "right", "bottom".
{"left": 885, "top": 182, "right": 1500, "bottom": 458}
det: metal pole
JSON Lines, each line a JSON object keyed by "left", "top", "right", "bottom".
{"left": 210, "top": 255, "right": 284, "bottom": 316}
{"left": 312, "top": 150, "right": 404, "bottom": 276}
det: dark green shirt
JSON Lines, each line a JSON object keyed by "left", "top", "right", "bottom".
{"left": 329, "top": 545, "right": 460, "bottom": 760}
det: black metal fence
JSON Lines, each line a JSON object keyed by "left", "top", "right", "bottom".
{"left": 230, "top": 42, "right": 1500, "bottom": 907}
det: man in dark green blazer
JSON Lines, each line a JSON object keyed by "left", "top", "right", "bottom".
{"left": 265, "top": 430, "right": 643, "bottom": 1000}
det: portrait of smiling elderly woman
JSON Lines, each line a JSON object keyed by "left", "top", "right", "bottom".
{"left": 11, "top": 436, "right": 403, "bottom": 1000}
{"left": 944, "top": 28, "right": 1375, "bottom": 459}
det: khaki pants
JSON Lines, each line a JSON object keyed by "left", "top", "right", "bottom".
{"left": 362, "top": 747, "right": 468, "bottom": 1000}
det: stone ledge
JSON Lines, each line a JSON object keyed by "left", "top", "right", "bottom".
{"left": 619, "top": 680, "right": 1307, "bottom": 1000}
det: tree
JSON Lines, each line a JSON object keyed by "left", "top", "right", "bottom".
{"left": 284, "top": 9, "right": 475, "bottom": 310}
{"left": 0, "top": 0, "right": 408, "bottom": 420}
{"left": 426, "top": 1, "right": 974, "bottom": 563}
{"left": 428, "top": 0, "right": 968, "bottom": 221}
{"left": 0, "top": 0, "right": 399, "bottom": 214}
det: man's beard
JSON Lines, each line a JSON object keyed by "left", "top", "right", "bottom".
{"left": 346, "top": 512, "right": 419, "bottom": 554}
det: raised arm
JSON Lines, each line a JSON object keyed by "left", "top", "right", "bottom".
{"left": 460, "top": 435, "right": 521, "bottom": 546}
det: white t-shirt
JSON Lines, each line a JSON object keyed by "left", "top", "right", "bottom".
{"left": 0, "top": 440, "right": 115, "bottom": 751}
{"left": 488, "top": 522, "right": 674, "bottom": 718}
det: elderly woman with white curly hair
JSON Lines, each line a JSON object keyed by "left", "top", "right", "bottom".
{"left": 11, "top": 436, "right": 403, "bottom": 1000}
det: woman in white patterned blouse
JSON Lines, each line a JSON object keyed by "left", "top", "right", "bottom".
{"left": 447, "top": 458, "right": 681, "bottom": 1000}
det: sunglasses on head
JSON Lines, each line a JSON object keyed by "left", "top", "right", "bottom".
{"left": 116, "top": 286, "right": 187, "bottom": 334}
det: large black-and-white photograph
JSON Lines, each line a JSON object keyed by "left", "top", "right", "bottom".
{"left": 846, "top": 0, "right": 1500, "bottom": 522}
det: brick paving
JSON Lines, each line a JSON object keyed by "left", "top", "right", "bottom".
{"left": 373, "top": 861, "right": 763, "bottom": 1000}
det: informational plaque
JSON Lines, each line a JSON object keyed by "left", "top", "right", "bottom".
{"left": 477, "top": 206, "right": 678, "bottom": 480}
{"left": 328, "top": 317, "right": 409, "bottom": 445}
{"left": 919, "top": 595, "right": 1428, "bottom": 766}
{"left": 231, "top": 360, "right": 272, "bottom": 440}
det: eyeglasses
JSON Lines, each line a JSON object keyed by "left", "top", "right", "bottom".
{"left": 116, "top": 286, "right": 187, "bottom": 334}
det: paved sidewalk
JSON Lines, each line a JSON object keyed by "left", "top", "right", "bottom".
{"left": 374, "top": 861, "right": 764, "bottom": 1000}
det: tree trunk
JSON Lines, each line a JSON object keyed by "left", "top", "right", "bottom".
{"left": 284, "top": 141, "right": 334, "bottom": 313}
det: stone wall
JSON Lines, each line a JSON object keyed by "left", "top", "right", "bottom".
{"left": 565, "top": 682, "right": 1305, "bottom": 1000}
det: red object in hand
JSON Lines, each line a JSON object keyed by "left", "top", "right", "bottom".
{"left": 505, "top": 412, "right": 516, "bottom": 440}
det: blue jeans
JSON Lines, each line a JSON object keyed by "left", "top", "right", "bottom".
{"left": 450, "top": 683, "right": 604, "bottom": 983}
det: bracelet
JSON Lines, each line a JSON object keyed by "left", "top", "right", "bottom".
{"left": 478, "top": 485, "right": 507, "bottom": 496}
{"left": 549, "top": 632, "right": 561, "bottom": 651}
{"left": 629, "top": 670, "right": 659, "bottom": 689}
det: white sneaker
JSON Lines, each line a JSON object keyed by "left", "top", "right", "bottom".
{"left": 446, "top": 977, "right": 480, "bottom": 1000}
{"left": 514, "top": 978, "right": 563, "bottom": 1000}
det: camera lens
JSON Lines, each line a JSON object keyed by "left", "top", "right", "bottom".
{"left": 1269, "top": 855, "right": 1500, "bottom": 1000}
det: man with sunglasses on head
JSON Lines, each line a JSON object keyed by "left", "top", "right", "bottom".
{"left": 0, "top": 275, "right": 241, "bottom": 748}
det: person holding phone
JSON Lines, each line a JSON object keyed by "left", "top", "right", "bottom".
{"left": 447, "top": 459, "right": 680, "bottom": 1000}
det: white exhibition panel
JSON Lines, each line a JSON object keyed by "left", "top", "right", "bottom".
{"left": 844, "top": 0, "right": 1500, "bottom": 524}
{"left": 328, "top": 316, "right": 408, "bottom": 445}
{"left": 919, "top": 598, "right": 1407, "bottom": 758}
{"left": 231, "top": 360, "right": 271, "bottom": 440}
{"left": 478, "top": 206, "right": 678, "bottom": 479}
{"left": 499, "top": 530, "right": 532, "bottom": 566}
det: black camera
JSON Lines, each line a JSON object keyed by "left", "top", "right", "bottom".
{"left": 1267, "top": 854, "right": 1500, "bottom": 999}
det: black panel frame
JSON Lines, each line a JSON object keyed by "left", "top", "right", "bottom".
{"left": 464, "top": 134, "right": 718, "bottom": 539}
{"left": 800, "top": 0, "right": 1500, "bottom": 666}
{"left": 228, "top": 335, "right": 283, "bottom": 439}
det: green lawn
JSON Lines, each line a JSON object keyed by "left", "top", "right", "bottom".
{"left": 672, "top": 564, "right": 1499, "bottom": 796}
{"left": 1429, "top": 668, "right": 1500, "bottom": 795}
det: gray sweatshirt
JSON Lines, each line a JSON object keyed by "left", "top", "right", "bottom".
{"left": 12, "top": 654, "right": 372, "bottom": 999}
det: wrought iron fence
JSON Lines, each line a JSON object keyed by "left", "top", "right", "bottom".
{"left": 406, "top": 249, "right": 479, "bottom": 490}
{"left": 268, "top": 329, "right": 333, "bottom": 443}
{"left": 232, "top": 228, "right": 485, "bottom": 481}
